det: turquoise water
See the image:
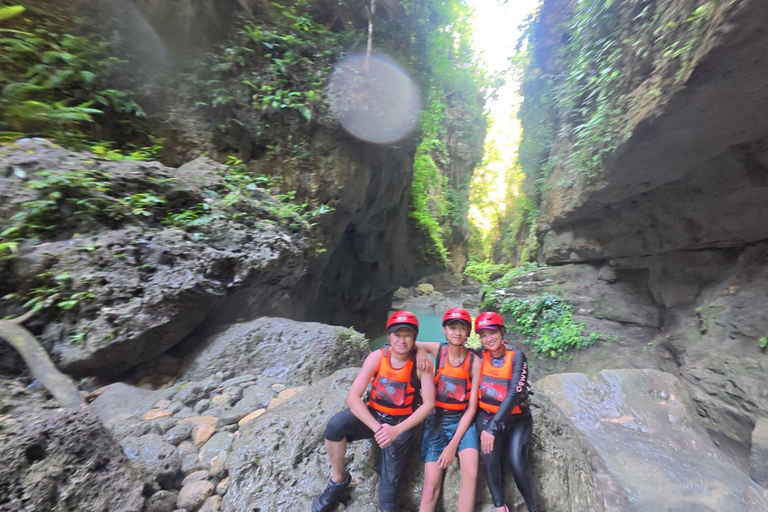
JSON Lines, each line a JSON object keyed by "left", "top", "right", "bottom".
{"left": 370, "top": 306, "right": 446, "bottom": 349}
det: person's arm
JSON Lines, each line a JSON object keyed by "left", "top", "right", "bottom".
{"left": 346, "top": 350, "right": 385, "bottom": 432}
{"left": 374, "top": 366, "right": 436, "bottom": 448}
{"left": 484, "top": 349, "right": 529, "bottom": 437}
{"left": 415, "top": 341, "right": 440, "bottom": 373}
{"left": 437, "top": 353, "right": 481, "bottom": 468}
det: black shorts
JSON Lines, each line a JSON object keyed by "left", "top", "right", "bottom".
{"left": 325, "top": 407, "right": 405, "bottom": 442}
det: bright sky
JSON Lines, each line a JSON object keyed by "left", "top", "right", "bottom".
{"left": 466, "top": 0, "right": 540, "bottom": 232}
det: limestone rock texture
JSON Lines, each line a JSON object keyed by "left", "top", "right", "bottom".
{"left": 532, "top": 0, "right": 768, "bottom": 264}
{"left": 222, "top": 369, "right": 620, "bottom": 512}
{"left": 178, "top": 316, "right": 368, "bottom": 384}
{"left": 537, "top": 369, "right": 768, "bottom": 511}
{"left": 0, "top": 139, "right": 309, "bottom": 376}
{"left": 0, "top": 378, "right": 151, "bottom": 512}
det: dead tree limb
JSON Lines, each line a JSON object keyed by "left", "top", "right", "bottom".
{"left": 0, "top": 306, "right": 84, "bottom": 408}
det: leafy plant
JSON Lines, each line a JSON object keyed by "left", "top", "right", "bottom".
{"left": 500, "top": 294, "right": 600, "bottom": 358}
{"left": 760, "top": 337, "right": 767, "bottom": 350}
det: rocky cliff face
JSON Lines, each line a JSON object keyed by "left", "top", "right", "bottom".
{"left": 509, "top": 0, "right": 768, "bottom": 493}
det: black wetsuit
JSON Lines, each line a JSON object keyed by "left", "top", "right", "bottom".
{"left": 475, "top": 346, "right": 538, "bottom": 512}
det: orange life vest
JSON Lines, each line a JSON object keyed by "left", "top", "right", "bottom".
{"left": 478, "top": 349, "right": 523, "bottom": 415}
{"left": 434, "top": 344, "right": 473, "bottom": 412}
{"left": 368, "top": 347, "right": 418, "bottom": 416}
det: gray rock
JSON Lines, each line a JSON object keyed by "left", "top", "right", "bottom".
{"left": 537, "top": 370, "right": 768, "bottom": 510}
{"left": 751, "top": 418, "right": 768, "bottom": 488}
{"left": 165, "top": 422, "right": 196, "bottom": 445}
{"left": 174, "top": 406, "right": 196, "bottom": 419}
{"left": 179, "top": 318, "right": 368, "bottom": 387}
{"left": 182, "top": 470, "right": 211, "bottom": 486}
{"left": 144, "top": 490, "right": 179, "bottom": 512}
{"left": 215, "top": 409, "right": 248, "bottom": 426}
{"left": 181, "top": 453, "right": 204, "bottom": 474}
{"left": 220, "top": 375, "right": 257, "bottom": 388}
{"left": 177, "top": 481, "right": 215, "bottom": 511}
{"left": 200, "top": 433, "right": 235, "bottom": 466}
{"left": 91, "top": 383, "right": 176, "bottom": 425}
{"left": 0, "top": 379, "right": 149, "bottom": 512}
{"left": 175, "top": 382, "right": 207, "bottom": 406}
{"left": 149, "top": 418, "right": 178, "bottom": 434}
{"left": 194, "top": 399, "right": 212, "bottom": 413}
{"left": 222, "top": 368, "right": 610, "bottom": 511}
{"left": 120, "top": 434, "right": 180, "bottom": 488}
{"left": 154, "top": 399, "right": 172, "bottom": 410}
{"left": 155, "top": 354, "right": 182, "bottom": 376}
{"left": 167, "top": 401, "right": 185, "bottom": 414}
{"left": 222, "top": 386, "right": 243, "bottom": 402}
{"left": 219, "top": 424, "right": 238, "bottom": 433}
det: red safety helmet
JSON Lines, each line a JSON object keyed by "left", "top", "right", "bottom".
{"left": 474, "top": 311, "right": 505, "bottom": 333}
{"left": 387, "top": 310, "right": 419, "bottom": 335}
{"left": 442, "top": 307, "right": 472, "bottom": 327}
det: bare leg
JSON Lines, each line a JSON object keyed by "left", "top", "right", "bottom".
{"left": 325, "top": 438, "right": 348, "bottom": 482}
{"left": 418, "top": 462, "right": 443, "bottom": 512}
{"left": 457, "top": 448, "right": 479, "bottom": 512}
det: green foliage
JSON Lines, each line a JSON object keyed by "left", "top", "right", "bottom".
{"left": 464, "top": 261, "right": 513, "bottom": 285}
{"left": 0, "top": 5, "right": 24, "bottom": 21}
{"left": 1, "top": 271, "right": 94, "bottom": 314}
{"left": 188, "top": 2, "right": 343, "bottom": 132}
{"left": 0, "top": 3, "right": 146, "bottom": 144}
{"left": 89, "top": 138, "right": 165, "bottom": 162}
{"left": 760, "top": 337, "right": 767, "bottom": 350}
{"left": 500, "top": 294, "right": 600, "bottom": 358}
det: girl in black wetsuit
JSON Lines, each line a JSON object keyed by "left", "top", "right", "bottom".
{"left": 474, "top": 311, "right": 538, "bottom": 512}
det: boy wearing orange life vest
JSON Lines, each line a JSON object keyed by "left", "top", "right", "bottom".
{"left": 414, "top": 307, "right": 482, "bottom": 512}
{"left": 475, "top": 311, "right": 538, "bottom": 512}
{"left": 312, "top": 310, "right": 435, "bottom": 512}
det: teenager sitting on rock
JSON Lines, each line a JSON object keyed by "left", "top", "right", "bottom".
{"left": 415, "top": 307, "right": 482, "bottom": 512}
{"left": 312, "top": 310, "right": 436, "bottom": 512}
{"left": 475, "top": 311, "right": 538, "bottom": 512}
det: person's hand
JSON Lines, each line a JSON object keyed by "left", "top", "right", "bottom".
{"left": 374, "top": 423, "right": 401, "bottom": 449}
{"left": 416, "top": 347, "right": 433, "bottom": 373}
{"left": 437, "top": 442, "right": 458, "bottom": 469}
{"left": 480, "top": 430, "right": 495, "bottom": 455}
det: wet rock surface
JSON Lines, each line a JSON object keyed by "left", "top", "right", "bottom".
{"left": 0, "top": 378, "right": 151, "bottom": 512}
{"left": 537, "top": 369, "right": 768, "bottom": 511}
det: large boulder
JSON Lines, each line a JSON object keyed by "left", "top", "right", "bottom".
{"left": 0, "top": 378, "right": 151, "bottom": 511}
{"left": 178, "top": 317, "right": 369, "bottom": 386}
{"left": 537, "top": 369, "right": 768, "bottom": 511}
{"left": 222, "top": 369, "right": 618, "bottom": 512}
{"left": 0, "top": 139, "right": 310, "bottom": 376}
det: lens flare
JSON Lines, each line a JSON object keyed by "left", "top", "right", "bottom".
{"left": 327, "top": 53, "right": 421, "bottom": 144}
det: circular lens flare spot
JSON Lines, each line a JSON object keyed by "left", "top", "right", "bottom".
{"left": 328, "top": 53, "right": 421, "bottom": 144}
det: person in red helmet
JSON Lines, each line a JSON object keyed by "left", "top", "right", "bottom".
{"left": 474, "top": 311, "right": 539, "bottom": 512}
{"left": 312, "top": 310, "right": 435, "bottom": 512}
{"left": 414, "top": 307, "right": 481, "bottom": 512}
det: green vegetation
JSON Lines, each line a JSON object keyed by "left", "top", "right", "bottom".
{"left": 0, "top": 2, "right": 146, "bottom": 145}
{"left": 760, "top": 337, "right": 767, "bottom": 350}
{"left": 505, "top": 0, "right": 724, "bottom": 261}
{"left": 404, "top": 0, "right": 488, "bottom": 266}
{"left": 187, "top": 2, "right": 345, "bottom": 135}
{"left": 500, "top": 294, "right": 600, "bottom": 359}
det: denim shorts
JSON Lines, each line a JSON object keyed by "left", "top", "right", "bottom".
{"left": 421, "top": 410, "right": 479, "bottom": 462}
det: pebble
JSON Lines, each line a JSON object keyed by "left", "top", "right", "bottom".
{"left": 194, "top": 399, "right": 212, "bottom": 413}
{"left": 199, "top": 495, "right": 222, "bottom": 511}
{"left": 167, "top": 401, "right": 185, "bottom": 414}
{"left": 208, "top": 451, "right": 227, "bottom": 477}
{"left": 165, "top": 422, "right": 195, "bottom": 445}
{"left": 238, "top": 409, "right": 266, "bottom": 427}
{"left": 193, "top": 424, "right": 215, "bottom": 448}
{"left": 176, "top": 480, "right": 214, "bottom": 511}
{"left": 144, "top": 490, "right": 179, "bottom": 512}
{"left": 182, "top": 416, "right": 220, "bottom": 428}
{"left": 267, "top": 387, "right": 304, "bottom": 410}
{"left": 215, "top": 477, "right": 229, "bottom": 496}
{"left": 220, "top": 375, "right": 256, "bottom": 388}
{"left": 182, "top": 470, "right": 210, "bottom": 486}
{"left": 177, "top": 441, "right": 197, "bottom": 457}
{"left": 270, "top": 383, "right": 286, "bottom": 393}
{"left": 143, "top": 409, "right": 174, "bottom": 421}
{"left": 154, "top": 399, "right": 172, "bottom": 410}
{"left": 223, "top": 386, "right": 243, "bottom": 402}
{"left": 149, "top": 417, "right": 177, "bottom": 434}
{"left": 211, "top": 393, "right": 233, "bottom": 408}
{"left": 181, "top": 453, "right": 204, "bottom": 474}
